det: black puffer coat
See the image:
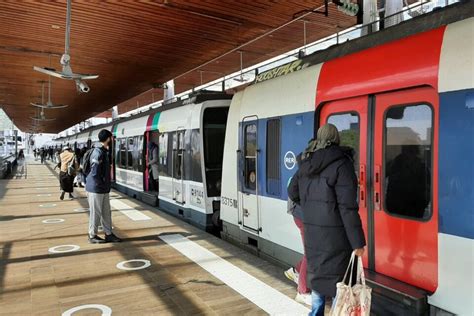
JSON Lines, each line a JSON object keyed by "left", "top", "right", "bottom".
{"left": 288, "top": 145, "right": 366, "bottom": 297}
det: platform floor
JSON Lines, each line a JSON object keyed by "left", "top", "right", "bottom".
{"left": 0, "top": 158, "right": 312, "bottom": 315}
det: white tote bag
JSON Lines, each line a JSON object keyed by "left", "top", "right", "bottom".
{"left": 330, "top": 252, "right": 372, "bottom": 316}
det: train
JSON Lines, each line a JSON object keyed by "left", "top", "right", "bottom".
{"left": 55, "top": 3, "right": 473, "bottom": 315}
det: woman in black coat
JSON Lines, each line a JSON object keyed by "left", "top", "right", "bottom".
{"left": 288, "top": 124, "right": 366, "bottom": 316}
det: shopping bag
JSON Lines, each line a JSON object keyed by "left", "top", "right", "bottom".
{"left": 330, "top": 252, "right": 372, "bottom": 316}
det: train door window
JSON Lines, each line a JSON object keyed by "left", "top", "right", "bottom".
{"left": 244, "top": 123, "right": 257, "bottom": 192}
{"left": 119, "top": 138, "right": 127, "bottom": 168}
{"left": 137, "top": 135, "right": 144, "bottom": 172}
{"left": 266, "top": 119, "right": 281, "bottom": 196}
{"left": 327, "top": 112, "right": 360, "bottom": 175}
{"left": 191, "top": 130, "right": 202, "bottom": 183}
{"left": 384, "top": 104, "right": 432, "bottom": 219}
{"left": 173, "top": 131, "right": 184, "bottom": 179}
{"left": 127, "top": 137, "right": 134, "bottom": 170}
{"left": 158, "top": 133, "right": 169, "bottom": 176}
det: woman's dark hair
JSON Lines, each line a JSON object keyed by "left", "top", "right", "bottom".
{"left": 98, "top": 129, "right": 112, "bottom": 142}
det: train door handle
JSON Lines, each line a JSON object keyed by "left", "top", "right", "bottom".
{"left": 374, "top": 165, "right": 381, "bottom": 211}
{"left": 243, "top": 208, "right": 249, "bottom": 217}
{"left": 359, "top": 164, "right": 366, "bottom": 208}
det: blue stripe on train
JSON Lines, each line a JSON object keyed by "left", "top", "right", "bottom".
{"left": 438, "top": 89, "right": 474, "bottom": 240}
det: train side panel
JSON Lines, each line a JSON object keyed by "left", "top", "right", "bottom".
{"left": 429, "top": 17, "right": 474, "bottom": 316}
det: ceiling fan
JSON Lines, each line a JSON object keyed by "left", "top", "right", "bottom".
{"left": 33, "top": 0, "right": 98, "bottom": 93}
{"left": 31, "top": 107, "right": 56, "bottom": 122}
{"left": 31, "top": 79, "right": 68, "bottom": 109}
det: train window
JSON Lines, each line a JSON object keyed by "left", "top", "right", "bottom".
{"left": 173, "top": 131, "right": 184, "bottom": 179}
{"left": 158, "top": 133, "right": 169, "bottom": 177}
{"left": 119, "top": 138, "right": 127, "bottom": 168}
{"left": 384, "top": 104, "right": 432, "bottom": 220}
{"left": 244, "top": 123, "right": 257, "bottom": 191}
{"left": 191, "top": 130, "right": 202, "bottom": 182}
{"left": 137, "top": 135, "right": 144, "bottom": 172}
{"left": 127, "top": 137, "right": 134, "bottom": 170}
{"left": 266, "top": 119, "right": 281, "bottom": 196}
{"left": 327, "top": 112, "right": 360, "bottom": 176}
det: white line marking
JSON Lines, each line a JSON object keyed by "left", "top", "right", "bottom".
{"left": 62, "top": 304, "right": 112, "bottom": 316}
{"left": 159, "top": 234, "right": 310, "bottom": 316}
{"left": 116, "top": 259, "right": 151, "bottom": 271}
{"left": 110, "top": 199, "right": 151, "bottom": 221}
{"left": 48, "top": 245, "right": 80, "bottom": 253}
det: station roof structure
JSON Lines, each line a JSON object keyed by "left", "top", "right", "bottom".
{"left": 0, "top": 0, "right": 356, "bottom": 133}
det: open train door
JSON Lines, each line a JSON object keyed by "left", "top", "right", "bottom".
{"left": 319, "top": 86, "right": 438, "bottom": 292}
{"left": 172, "top": 129, "right": 185, "bottom": 204}
{"left": 239, "top": 117, "right": 260, "bottom": 232}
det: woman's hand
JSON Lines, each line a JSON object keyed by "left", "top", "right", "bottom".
{"left": 354, "top": 248, "right": 365, "bottom": 257}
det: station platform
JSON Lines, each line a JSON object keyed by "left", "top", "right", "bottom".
{"left": 0, "top": 158, "right": 312, "bottom": 315}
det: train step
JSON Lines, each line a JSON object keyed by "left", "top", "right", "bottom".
{"left": 364, "top": 269, "right": 429, "bottom": 316}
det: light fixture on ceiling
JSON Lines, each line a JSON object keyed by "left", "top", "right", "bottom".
{"left": 31, "top": 78, "right": 68, "bottom": 109}
{"left": 33, "top": 0, "right": 98, "bottom": 93}
{"left": 31, "top": 108, "right": 55, "bottom": 122}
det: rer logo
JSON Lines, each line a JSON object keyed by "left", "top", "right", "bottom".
{"left": 284, "top": 151, "right": 296, "bottom": 170}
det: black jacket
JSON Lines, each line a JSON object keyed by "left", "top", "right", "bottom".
{"left": 288, "top": 145, "right": 366, "bottom": 297}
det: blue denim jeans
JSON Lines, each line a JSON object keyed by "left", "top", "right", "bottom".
{"left": 309, "top": 291, "right": 335, "bottom": 316}
{"left": 309, "top": 291, "right": 325, "bottom": 316}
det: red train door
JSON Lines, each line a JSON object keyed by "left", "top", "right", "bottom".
{"left": 373, "top": 87, "right": 438, "bottom": 292}
{"left": 320, "top": 95, "right": 369, "bottom": 267}
{"left": 319, "top": 86, "right": 438, "bottom": 292}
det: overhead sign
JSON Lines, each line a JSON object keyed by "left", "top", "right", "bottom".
{"left": 255, "top": 59, "right": 310, "bottom": 83}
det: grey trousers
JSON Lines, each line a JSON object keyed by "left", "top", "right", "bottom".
{"left": 88, "top": 192, "right": 112, "bottom": 237}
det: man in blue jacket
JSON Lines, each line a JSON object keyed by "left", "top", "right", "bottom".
{"left": 86, "top": 129, "right": 121, "bottom": 244}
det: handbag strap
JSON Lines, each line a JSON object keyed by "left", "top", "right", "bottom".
{"left": 357, "top": 256, "right": 367, "bottom": 286}
{"left": 342, "top": 251, "right": 356, "bottom": 285}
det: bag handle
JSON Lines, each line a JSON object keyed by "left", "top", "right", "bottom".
{"left": 342, "top": 251, "right": 356, "bottom": 285}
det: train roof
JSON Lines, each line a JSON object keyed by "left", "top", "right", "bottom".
{"left": 55, "top": 90, "right": 232, "bottom": 141}
{"left": 254, "top": 1, "right": 473, "bottom": 84}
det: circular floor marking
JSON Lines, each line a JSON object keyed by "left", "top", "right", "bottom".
{"left": 39, "top": 203, "right": 57, "bottom": 208}
{"left": 48, "top": 245, "right": 80, "bottom": 253}
{"left": 37, "top": 194, "right": 52, "bottom": 197}
{"left": 62, "top": 304, "right": 112, "bottom": 316}
{"left": 42, "top": 219, "right": 65, "bottom": 224}
{"left": 116, "top": 259, "right": 151, "bottom": 271}
{"left": 73, "top": 207, "right": 89, "bottom": 212}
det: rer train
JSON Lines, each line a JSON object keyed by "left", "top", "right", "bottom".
{"left": 57, "top": 3, "right": 473, "bottom": 315}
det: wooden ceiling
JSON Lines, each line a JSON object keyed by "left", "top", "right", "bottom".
{"left": 0, "top": 0, "right": 355, "bottom": 133}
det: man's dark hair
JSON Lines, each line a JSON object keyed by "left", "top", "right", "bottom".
{"left": 98, "top": 129, "right": 112, "bottom": 142}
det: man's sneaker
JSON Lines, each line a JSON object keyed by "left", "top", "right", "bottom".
{"left": 295, "top": 292, "right": 312, "bottom": 306}
{"left": 105, "top": 233, "right": 122, "bottom": 243}
{"left": 88, "top": 235, "right": 106, "bottom": 244}
{"left": 284, "top": 267, "right": 299, "bottom": 285}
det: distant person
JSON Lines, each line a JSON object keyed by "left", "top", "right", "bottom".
{"left": 56, "top": 146, "right": 78, "bottom": 200}
{"left": 285, "top": 154, "right": 311, "bottom": 306}
{"left": 16, "top": 149, "right": 25, "bottom": 178}
{"left": 85, "top": 129, "right": 121, "bottom": 244}
{"left": 33, "top": 148, "right": 37, "bottom": 159}
{"left": 147, "top": 141, "right": 159, "bottom": 192}
{"left": 288, "top": 124, "right": 366, "bottom": 316}
{"left": 40, "top": 148, "right": 47, "bottom": 164}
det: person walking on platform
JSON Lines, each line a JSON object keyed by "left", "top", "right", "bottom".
{"left": 147, "top": 141, "right": 159, "bottom": 192}
{"left": 16, "top": 149, "right": 26, "bottom": 179}
{"left": 85, "top": 129, "right": 121, "bottom": 244}
{"left": 288, "top": 124, "right": 366, "bottom": 316}
{"left": 285, "top": 155, "right": 311, "bottom": 306}
{"left": 57, "top": 146, "right": 78, "bottom": 200}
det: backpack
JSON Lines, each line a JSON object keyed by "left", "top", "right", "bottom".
{"left": 82, "top": 148, "right": 95, "bottom": 176}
